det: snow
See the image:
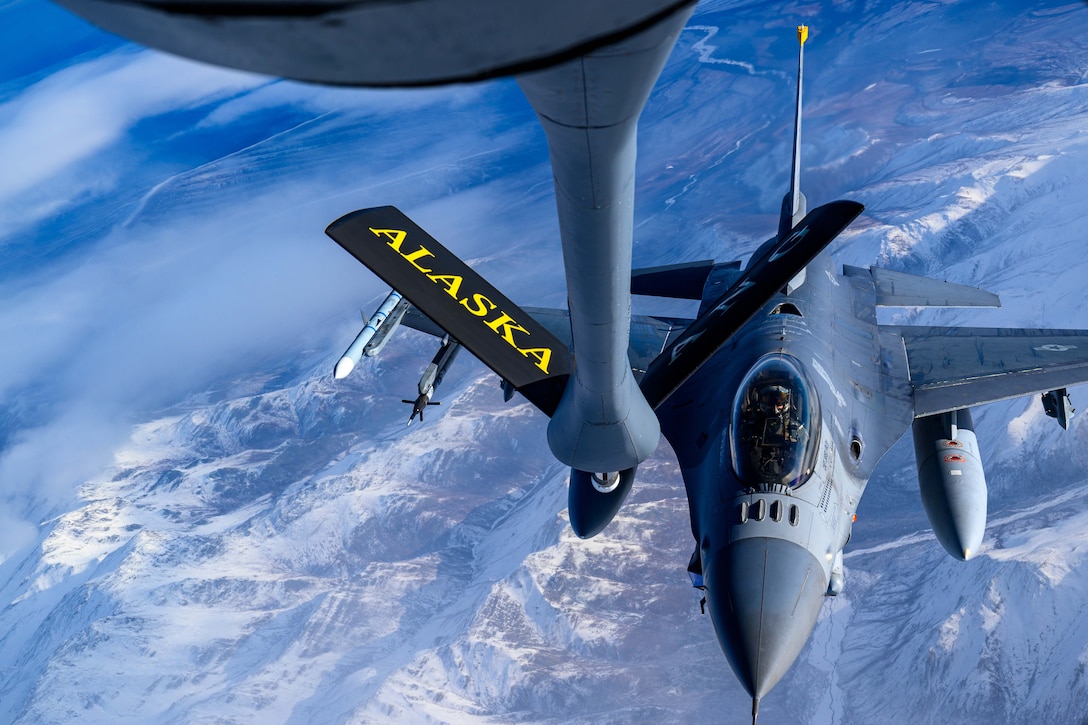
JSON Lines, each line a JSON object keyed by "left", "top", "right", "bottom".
{"left": 3, "top": 0, "right": 1088, "bottom": 723}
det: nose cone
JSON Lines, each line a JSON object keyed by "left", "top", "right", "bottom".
{"left": 946, "top": 509, "right": 984, "bottom": 562}
{"left": 705, "top": 537, "right": 828, "bottom": 699}
{"left": 918, "top": 470, "right": 987, "bottom": 562}
{"left": 937, "top": 485, "right": 986, "bottom": 561}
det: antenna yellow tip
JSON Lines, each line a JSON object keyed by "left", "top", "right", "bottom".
{"left": 797, "top": 25, "right": 809, "bottom": 45}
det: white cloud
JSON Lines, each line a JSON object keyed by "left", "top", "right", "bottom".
{"left": 0, "top": 51, "right": 551, "bottom": 529}
{"left": 0, "top": 47, "right": 267, "bottom": 232}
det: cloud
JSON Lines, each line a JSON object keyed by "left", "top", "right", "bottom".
{"left": 0, "top": 47, "right": 268, "bottom": 236}
{"left": 0, "top": 48, "right": 260, "bottom": 186}
{"left": 0, "top": 40, "right": 556, "bottom": 535}
{"left": 0, "top": 182, "right": 380, "bottom": 540}
{"left": 194, "top": 77, "right": 491, "bottom": 130}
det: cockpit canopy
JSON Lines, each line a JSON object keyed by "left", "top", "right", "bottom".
{"left": 730, "top": 354, "right": 821, "bottom": 489}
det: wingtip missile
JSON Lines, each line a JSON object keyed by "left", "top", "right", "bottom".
{"left": 362, "top": 296, "right": 409, "bottom": 358}
{"left": 333, "top": 290, "right": 404, "bottom": 379}
{"left": 333, "top": 356, "right": 356, "bottom": 380}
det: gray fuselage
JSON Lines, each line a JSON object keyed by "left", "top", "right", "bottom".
{"left": 658, "top": 247, "right": 914, "bottom": 700}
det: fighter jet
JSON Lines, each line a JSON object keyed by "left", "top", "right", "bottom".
{"left": 324, "top": 27, "right": 1088, "bottom": 720}
{"left": 49, "top": 1, "right": 1088, "bottom": 718}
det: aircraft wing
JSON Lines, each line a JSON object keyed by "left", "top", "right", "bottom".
{"left": 889, "top": 326, "right": 1088, "bottom": 416}
{"left": 843, "top": 265, "right": 1001, "bottom": 308}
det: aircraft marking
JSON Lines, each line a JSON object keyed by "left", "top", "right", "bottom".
{"left": 811, "top": 359, "right": 847, "bottom": 408}
{"left": 708, "top": 279, "right": 757, "bottom": 318}
{"left": 1035, "top": 344, "right": 1077, "bottom": 352}
{"left": 669, "top": 330, "right": 704, "bottom": 363}
{"left": 371, "top": 227, "right": 554, "bottom": 373}
{"left": 769, "top": 225, "right": 810, "bottom": 263}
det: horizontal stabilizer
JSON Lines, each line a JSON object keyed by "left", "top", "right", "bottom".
{"left": 523, "top": 306, "right": 690, "bottom": 378}
{"left": 632, "top": 260, "right": 716, "bottom": 299}
{"left": 327, "top": 206, "right": 571, "bottom": 415}
{"left": 631, "top": 260, "right": 743, "bottom": 303}
{"left": 640, "top": 199, "right": 864, "bottom": 409}
{"left": 891, "top": 325, "right": 1088, "bottom": 416}
{"left": 844, "top": 266, "right": 1000, "bottom": 307}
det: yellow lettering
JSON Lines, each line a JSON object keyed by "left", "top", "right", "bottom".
{"left": 484, "top": 312, "right": 530, "bottom": 347}
{"left": 518, "top": 347, "right": 553, "bottom": 374}
{"left": 460, "top": 293, "right": 496, "bottom": 317}
{"left": 366, "top": 226, "right": 554, "bottom": 373}
{"left": 427, "top": 273, "right": 463, "bottom": 300}
{"left": 370, "top": 227, "right": 407, "bottom": 251}
{"left": 400, "top": 246, "right": 435, "bottom": 274}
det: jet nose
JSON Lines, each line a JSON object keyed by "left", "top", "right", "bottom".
{"left": 704, "top": 537, "right": 828, "bottom": 700}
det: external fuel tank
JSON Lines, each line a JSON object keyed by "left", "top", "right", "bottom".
{"left": 911, "top": 408, "right": 987, "bottom": 561}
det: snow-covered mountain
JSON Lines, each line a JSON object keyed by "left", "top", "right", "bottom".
{"left": 2, "top": 0, "right": 1088, "bottom": 722}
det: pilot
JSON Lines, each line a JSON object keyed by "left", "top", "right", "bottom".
{"left": 757, "top": 383, "right": 801, "bottom": 447}
{"left": 739, "top": 379, "right": 805, "bottom": 484}
{"left": 759, "top": 385, "right": 790, "bottom": 417}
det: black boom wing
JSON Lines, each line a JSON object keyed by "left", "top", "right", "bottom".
{"left": 327, "top": 206, "right": 571, "bottom": 416}
{"left": 639, "top": 199, "right": 864, "bottom": 409}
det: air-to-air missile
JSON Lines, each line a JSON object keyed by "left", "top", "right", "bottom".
{"left": 404, "top": 336, "right": 462, "bottom": 425}
{"left": 332, "top": 287, "right": 464, "bottom": 426}
{"left": 333, "top": 290, "right": 408, "bottom": 379}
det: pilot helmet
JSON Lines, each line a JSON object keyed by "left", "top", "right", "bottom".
{"left": 759, "top": 385, "right": 789, "bottom": 414}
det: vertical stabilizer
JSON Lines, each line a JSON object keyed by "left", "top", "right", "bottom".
{"left": 777, "top": 25, "right": 809, "bottom": 242}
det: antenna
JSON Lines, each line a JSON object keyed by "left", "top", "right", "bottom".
{"left": 778, "top": 25, "right": 809, "bottom": 242}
